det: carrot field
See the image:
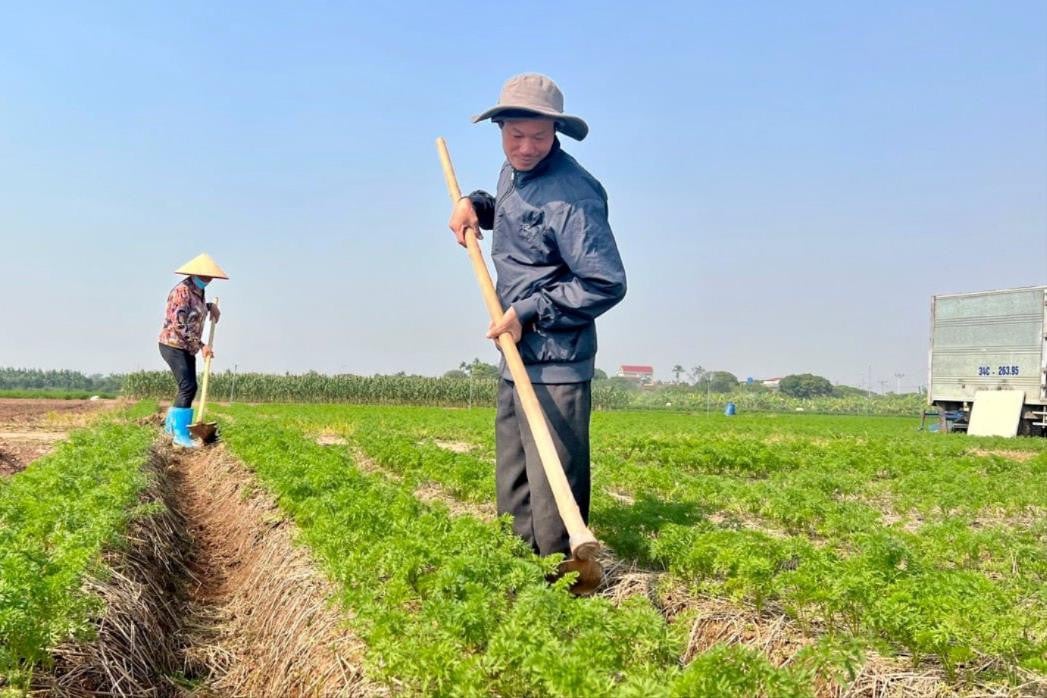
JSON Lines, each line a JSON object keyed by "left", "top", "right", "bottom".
{"left": 2, "top": 401, "right": 1045, "bottom": 696}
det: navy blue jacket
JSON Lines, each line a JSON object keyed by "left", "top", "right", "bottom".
{"left": 469, "top": 139, "right": 626, "bottom": 383}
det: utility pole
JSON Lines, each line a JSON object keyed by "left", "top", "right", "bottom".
{"left": 894, "top": 372, "right": 905, "bottom": 394}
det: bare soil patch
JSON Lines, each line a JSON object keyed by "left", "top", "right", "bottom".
{"left": 0, "top": 398, "right": 119, "bottom": 476}
{"left": 0, "top": 397, "right": 118, "bottom": 427}
{"left": 413, "top": 482, "right": 497, "bottom": 521}
{"left": 346, "top": 442, "right": 497, "bottom": 521}
{"left": 316, "top": 432, "right": 348, "bottom": 446}
{"left": 968, "top": 448, "right": 1040, "bottom": 463}
{"left": 606, "top": 488, "right": 636, "bottom": 505}
{"left": 432, "top": 439, "right": 473, "bottom": 454}
{"left": 0, "top": 439, "right": 54, "bottom": 476}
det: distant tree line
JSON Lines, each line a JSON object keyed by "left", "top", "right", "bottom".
{"left": 0, "top": 367, "right": 124, "bottom": 393}
{"left": 778, "top": 373, "right": 834, "bottom": 398}
{"left": 659, "top": 364, "right": 882, "bottom": 399}
{"left": 443, "top": 358, "right": 501, "bottom": 380}
{"left": 446, "top": 359, "right": 611, "bottom": 382}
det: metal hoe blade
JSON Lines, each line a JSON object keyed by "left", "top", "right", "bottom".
{"left": 557, "top": 557, "right": 604, "bottom": 596}
{"left": 188, "top": 421, "right": 219, "bottom": 444}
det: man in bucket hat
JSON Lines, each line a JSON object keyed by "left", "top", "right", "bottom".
{"left": 448, "top": 73, "right": 627, "bottom": 563}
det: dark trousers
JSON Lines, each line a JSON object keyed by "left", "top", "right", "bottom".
{"left": 495, "top": 379, "right": 591, "bottom": 557}
{"left": 158, "top": 343, "right": 197, "bottom": 408}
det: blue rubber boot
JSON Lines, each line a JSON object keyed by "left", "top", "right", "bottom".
{"left": 170, "top": 407, "right": 198, "bottom": 449}
{"left": 163, "top": 407, "right": 175, "bottom": 435}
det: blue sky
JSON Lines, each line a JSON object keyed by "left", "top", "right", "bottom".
{"left": 2, "top": 1, "right": 1044, "bottom": 391}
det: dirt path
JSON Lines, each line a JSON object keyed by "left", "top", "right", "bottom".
{"left": 0, "top": 438, "right": 56, "bottom": 476}
{"left": 38, "top": 436, "right": 380, "bottom": 697}
{"left": 0, "top": 398, "right": 120, "bottom": 475}
{"left": 167, "top": 444, "right": 379, "bottom": 697}
{"left": 0, "top": 397, "right": 119, "bottom": 424}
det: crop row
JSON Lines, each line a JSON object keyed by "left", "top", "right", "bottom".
{"left": 215, "top": 406, "right": 845, "bottom": 696}
{"left": 629, "top": 388, "right": 926, "bottom": 416}
{"left": 222, "top": 404, "right": 1047, "bottom": 685}
{"left": 0, "top": 414, "right": 154, "bottom": 690}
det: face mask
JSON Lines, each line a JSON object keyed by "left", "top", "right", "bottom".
{"left": 192, "top": 276, "right": 209, "bottom": 290}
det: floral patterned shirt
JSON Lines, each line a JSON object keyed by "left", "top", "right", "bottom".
{"left": 158, "top": 278, "right": 209, "bottom": 353}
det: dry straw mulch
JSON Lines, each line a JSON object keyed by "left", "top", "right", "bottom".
{"left": 34, "top": 441, "right": 383, "bottom": 697}
{"left": 174, "top": 444, "right": 381, "bottom": 697}
{"left": 34, "top": 448, "right": 192, "bottom": 696}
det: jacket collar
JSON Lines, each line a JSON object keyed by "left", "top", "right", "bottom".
{"left": 514, "top": 137, "right": 562, "bottom": 184}
{"left": 182, "top": 276, "right": 206, "bottom": 300}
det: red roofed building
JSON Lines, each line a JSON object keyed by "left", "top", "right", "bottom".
{"left": 618, "top": 365, "right": 654, "bottom": 384}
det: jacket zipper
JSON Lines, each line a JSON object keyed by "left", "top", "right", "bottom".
{"left": 496, "top": 169, "right": 520, "bottom": 210}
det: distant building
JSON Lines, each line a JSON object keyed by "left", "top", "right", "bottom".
{"left": 618, "top": 365, "right": 654, "bottom": 384}
{"left": 761, "top": 377, "right": 783, "bottom": 390}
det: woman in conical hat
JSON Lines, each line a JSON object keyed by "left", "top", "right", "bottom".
{"left": 158, "top": 253, "right": 228, "bottom": 447}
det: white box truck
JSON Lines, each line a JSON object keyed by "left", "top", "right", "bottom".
{"left": 928, "top": 286, "right": 1047, "bottom": 436}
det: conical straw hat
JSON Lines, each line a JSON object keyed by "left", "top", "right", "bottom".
{"left": 175, "top": 253, "right": 229, "bottom": 279}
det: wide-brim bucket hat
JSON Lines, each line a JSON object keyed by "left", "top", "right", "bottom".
{"left": 472, "top": 73, "right": 589, "bottom": 141}
{"left": 175, "top": 253, "right": 229, "bottom": 279}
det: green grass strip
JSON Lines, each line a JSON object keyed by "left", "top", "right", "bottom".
{"left": 227, "top": 404, "right": 1047, "bottom": 685}
{"left": 219, "top": 414, "right": 823, "bottom": 697}
{"left": 0, "top": 420, "right": 153, "bottom": 690}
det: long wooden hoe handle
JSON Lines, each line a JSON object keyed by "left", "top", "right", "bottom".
{"left": 195, "top": 298, "right": 219, "bottom": 423}
{"left": 436, "top": 137, "right": 599, "bottom": 560}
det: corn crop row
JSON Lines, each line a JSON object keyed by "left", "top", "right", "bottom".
{"left": 123, "top": 370, "right": 631, "bottom": 409}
